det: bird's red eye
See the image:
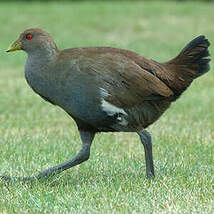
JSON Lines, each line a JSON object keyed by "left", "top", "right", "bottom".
{"left": 26, "top": 34, "right": 33, "bottom": 40}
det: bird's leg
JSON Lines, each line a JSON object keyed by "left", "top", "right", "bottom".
{"left": 137, "top": 130, "right": 155, "bottom": 179}
{"left": 35, "top": 130, "right": 95, "bottom": 180}
{"left": 0, "top": 130, "right": 95, "bottom": 181}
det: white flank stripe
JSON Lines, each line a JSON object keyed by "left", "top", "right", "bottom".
{"left": 100, "top": 87, "right": 110, "bottom": 98}
{"left": 101, "top": 100, "right": 127, "bottom": 116}
{"left": 99, "top": 88, "right": 128, "bottom": 126}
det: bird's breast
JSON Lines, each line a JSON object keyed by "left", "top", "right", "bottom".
{"left": 24, "top": 64, "right": 118, "bottom": 129}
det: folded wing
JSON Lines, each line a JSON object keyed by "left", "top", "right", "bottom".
{"left": 78, "top": 51, "right": 173, "bottom": 108}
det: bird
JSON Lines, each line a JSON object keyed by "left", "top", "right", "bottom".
{"left": 2, "top": 28, "right": 210, "bottom": 181}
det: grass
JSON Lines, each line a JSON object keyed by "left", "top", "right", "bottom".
{"left": 0, "top": 1, "right": 214, "bottom": 213}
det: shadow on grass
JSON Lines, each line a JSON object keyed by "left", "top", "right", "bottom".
{"left": 0, "top": 167, "right": 157, "bottom": 189}
{"left": 0, "top": 157, "right": 187, "bottom": 188}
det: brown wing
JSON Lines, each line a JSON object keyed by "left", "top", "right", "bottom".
{"left": 57, "top": 46, "right": 172, "bottom": 109}
{"left": 77, "top": 50, "right": 173, "bottom": 108}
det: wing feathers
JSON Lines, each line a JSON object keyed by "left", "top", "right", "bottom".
{"left": 78, "top": 52, "right": 173, "bottom": 108}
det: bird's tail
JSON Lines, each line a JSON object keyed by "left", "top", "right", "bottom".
{"left": 158, "top": 35, "right": 211, "bottom": 101}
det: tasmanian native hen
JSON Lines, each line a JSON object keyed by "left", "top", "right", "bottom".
{"left": 2, "top": 28, "right": 210, "bottom": 181}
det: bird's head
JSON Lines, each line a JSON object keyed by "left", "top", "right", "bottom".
{"left": 6, "top": 28, "right": 58, "bottom": 54}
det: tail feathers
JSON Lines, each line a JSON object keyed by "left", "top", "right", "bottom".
{"left": 174, "top": 35, "right": 210, "bottom": 77}
{"left": 162, "top": 35, "right": 211, "bottom": 100}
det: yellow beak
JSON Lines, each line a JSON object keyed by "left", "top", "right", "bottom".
{"left": 6, "top": 39, "right": 22, "bottom": 52}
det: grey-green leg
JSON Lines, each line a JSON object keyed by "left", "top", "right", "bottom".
{"left": 137, "top": 130, "right": 155, "bottom": 179}
{"left": 35, "top": 130, "right": 95, "bottom": 180}
{"left": 0, "top": 130, "right": 95, "bottom": 181}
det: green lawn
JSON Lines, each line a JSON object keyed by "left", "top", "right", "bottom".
{"left": 0, "top": 1, "right": 213, "bottom": 213}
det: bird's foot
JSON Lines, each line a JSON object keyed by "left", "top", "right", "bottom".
{"left": 0, "top": 174, "right": 42, "bottom": 183}
{"left": 146, "top": 171, "right": 155, "bottom": 179}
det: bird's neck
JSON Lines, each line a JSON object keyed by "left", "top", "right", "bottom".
{"left": 25, "top": 46, "right": 60, "bottom": 88}
{"left": 27, "top": 46, "right": 59, "bottom": 64}
{"left": 24, "top": 47, "right": 60, "bottom": 103}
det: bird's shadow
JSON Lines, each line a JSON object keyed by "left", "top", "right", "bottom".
{"left": 0, "top": 167, "right": 158, "bottom": 189}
